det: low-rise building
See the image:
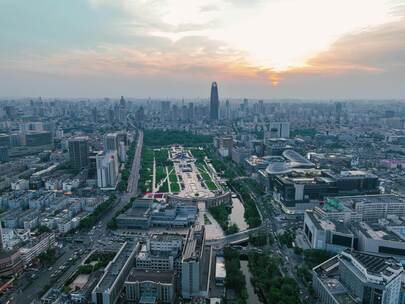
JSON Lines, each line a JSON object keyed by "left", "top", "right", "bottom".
{"left": 19, "top": 233, "right": 56, "bottom": 265}
{"left": 0, "top": 249, "right": 23, "bottom": 277}
{"left": 215, "top": 256, "right": 226, "bottom": 286}
{"left": 116, "top": 199, "right": 197, "bottom": 229}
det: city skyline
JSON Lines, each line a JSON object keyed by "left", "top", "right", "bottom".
{"left": 3, "top": 2, "right": 405, "bottom": 303}
{"left": 1, "top": 0, "right": 405, "bottom": 99}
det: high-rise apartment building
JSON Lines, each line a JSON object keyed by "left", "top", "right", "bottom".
{"left": 96, "top": 151, "right": 119, "bottom": 189}
{"left": 68, "top": 136, "right": 89, "bottom": 172}
{"left": 105, "top": 132, "right": 127, "bottom": 162}
{"left": 105, "top": 133, "right": 118, "bottom": 152}
{"left": 267, "top": 122, "right": 290, "bottom": 139}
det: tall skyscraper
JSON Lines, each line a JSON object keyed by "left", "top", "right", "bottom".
{"left": 209, "top": 82, "right": 219, "bottom": 121}
{"left": 119, "top": 95, "right": 126, "bottom": 107}
{"left": 258, "top": 99, "right": 264, "bottom": 114}
{"left": 68, "top": 136, "right": 89, "bottom": 172}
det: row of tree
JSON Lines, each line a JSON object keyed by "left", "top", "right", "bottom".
{"left": 224, "top": 247, "right": 248, "bottom": 304}
{"left": 107, "top": 197, "right": 136, "bottom": 229}
{"left": 230, "top": 179, "right": 262, "bottom": 228}
{"left": 143, "top": 130, "right": 212, "bottom": 147}
{"left": 117, "top": 138, "right": 137, "bottom": 191}
{"left": 209, "top": 204, "right": 239, "bottom": 235}
{"left": 79, "top": 194, "right": 117, "bottom": 229}
{"left": 248, "top": 252, "right": 300, "bottom": 304}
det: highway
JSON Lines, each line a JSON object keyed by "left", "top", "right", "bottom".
{"left": 11, "top": 131, "right": 144, "bottom": 304}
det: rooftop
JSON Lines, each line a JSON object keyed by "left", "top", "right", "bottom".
{"left": 356, "top": 222, "right": 403, "bottom": 242}
{"left": 215, "top": 256, "right": 226, "bottom": 279}
{"left": 307, "top": 210, "right": 354, "bottom": 235}
{"left": 182, "top": 226, "right": 204, "bottom": 262}
{"left": 96, "top": 242, "right": 138, "bottom": 292}
{"left": 323, "top": 194, "right": 405, "bottom": 213}
{"left": 326, "top": 170, "right": 377, "bottom": 179}
{"left": 126, "top": 269, "right": 175, "bottom": 284}
{"left": 345, "top": 250, "right": 402, "bottom": 275}
{"left": 314, "top": 251, "right": 403, "bottom": 304}
{"left": 265, "top": 150, "right": 315, "bottom": 175}
{"left": 150, "top": 233, "right": 183, "bottom": 242}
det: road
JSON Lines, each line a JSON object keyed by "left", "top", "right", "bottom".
{"left": 11, "top": 130, "right": 144, "bottom": 304}
{"left": 126, "top": 130, "right": 143, "bottom": 197}
{"left": 98, "top": 130, "right": 143, "bottom": 231}
{"left": 13, "top": 246, "right": 77, "bottom": 304}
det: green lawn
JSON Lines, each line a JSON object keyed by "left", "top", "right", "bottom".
{"left": 160, "top": 180, "right": 169, "bottom": 193}
{"left": 168, "top": 167, "right": 180, "bottom": 192}
{"left": 198, "top": 164, "right": 218, "bottom": 191}
{"left": 141, "top": 146, "right": 220, "bottom": 194}
{"left": 205, "top": 180, "right": 218, "bottom": 191}
{"left": 139, "top": 147, "right": 154, "bottom": 193}
{"left": 171, "top": 182, "right": 180, "bottom": 192}
{"left": 155, "top": 166, "right": 167, "bottom": 188}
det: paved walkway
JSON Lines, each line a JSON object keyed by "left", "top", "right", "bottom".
{"left": 197, "top": 202, "right": 224, "bottom": 240}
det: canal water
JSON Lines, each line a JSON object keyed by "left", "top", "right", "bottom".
{"left": 240, "top": 260, "right": 263, "bottom": 304}
{"left": 230, "top": 197, "right": 249, "bottom": 231}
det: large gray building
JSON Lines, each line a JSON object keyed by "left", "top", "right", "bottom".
{"left": 92, "top": 242, "right": 140, "bottom": 304}
{"left": 124, "top": 269, "right": 176, "bottom": 304}
{"left": 25, "top": 131, "right": 53, "bottom": 146}
{"left": 304, "top": 194, "right": 405, "bottom": 257}
{"left": 313, "top": 249, "right": 402, "bottom": 304}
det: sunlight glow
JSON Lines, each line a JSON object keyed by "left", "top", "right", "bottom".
{"left": 150, "top": 0, "right": 399, "bottom": 72}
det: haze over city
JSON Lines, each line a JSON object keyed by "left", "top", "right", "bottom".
{"left": 1, "top": 0, "right": 405, "bottom": 98}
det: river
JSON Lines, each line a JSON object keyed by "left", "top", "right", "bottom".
{"left": 230, "top": 196, "right": 249, "bottom": 231}
{"left": 240, "top": 260, "right": 263, "bottom": 304}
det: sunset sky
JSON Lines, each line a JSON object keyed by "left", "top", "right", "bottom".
{"left": 1, "top": 0, "right": 405, "bottom": 99}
